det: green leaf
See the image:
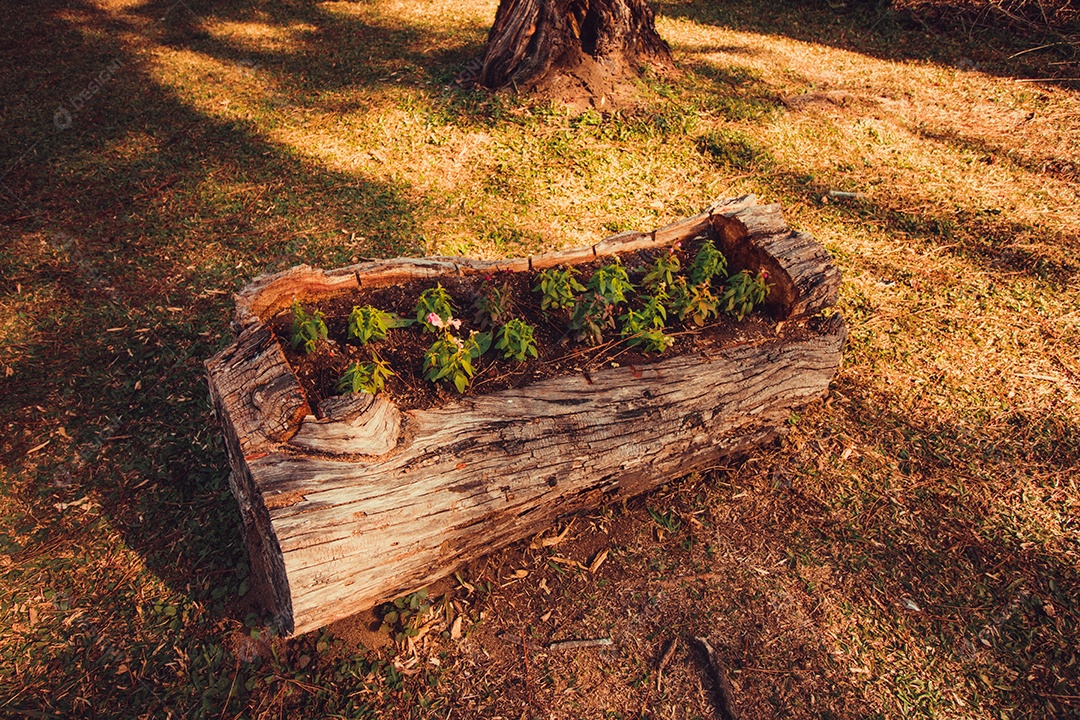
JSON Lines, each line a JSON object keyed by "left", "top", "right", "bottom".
{"left": 474, "top": 331, "right": 492, "bottom": 355}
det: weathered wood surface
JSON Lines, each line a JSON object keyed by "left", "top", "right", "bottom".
{"left": 467, "top": 0, "right": 671, "bottom": 91}
{"left": 206, "top": 195, "right": 845, "bottom": 635}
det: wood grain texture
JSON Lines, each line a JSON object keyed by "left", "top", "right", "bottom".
{"left": 205, "top": 323, "right": 310, "bottom": 454}
{"left": 205, "top": 196, "right": 845, "bottom": 635}
{"left": 287, "top": 396, "right": 402, "bottom": 457}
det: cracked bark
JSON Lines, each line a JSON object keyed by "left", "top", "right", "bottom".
{"left": 467, "top": 0, "right": 671, "bottom": 96}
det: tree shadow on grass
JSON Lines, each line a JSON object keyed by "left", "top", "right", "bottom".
{"left": 805, "top": 178, "right": 1080, "bottom": 284}
{"left": 653, "top": 0, "right": 1080, "bottom": 91}
{"left": 795, "top": 371, "right": 1080, "bottom": 714}
{"left": 125, "top": 0, "right": 499, "bottom": 116}
{"left": 0, "top": 0, "right": 459, "bottom": 712}
{"left": 692, "top": 134, "right": 1079, "bottom": 286}
{"left": 912, "top": 124, "right": 1080, "bottom": 185}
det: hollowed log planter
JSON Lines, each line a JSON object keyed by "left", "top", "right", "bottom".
{"left": 206, "top": 195, "right": 845, "bottom": 635}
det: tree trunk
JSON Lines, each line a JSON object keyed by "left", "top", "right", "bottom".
{"left": 205, "top": 196, "right": 845, "bottom": 636}
{"left": 469, "top": 0, "right": 671, "bottom": 99}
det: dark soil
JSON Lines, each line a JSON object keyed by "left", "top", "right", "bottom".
{"left": 269, "top": 241, "right": 781, "bottom": 412}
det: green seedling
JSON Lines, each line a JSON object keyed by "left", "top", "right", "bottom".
{"left": 620, "top": 289, "right": 672, "bottom": 353}
{"left": 415, "top": 284, "right": 456, "bottom": 332}
{"left": 495, "top": 318, "right": 539, "bottom": 362}
{"left": 569, "top": 292, "right": 615, "bottom": 346}
{"left": 290, "top": 300, "right": 328, "bottom": 354}
{"left": 423, "top": 330, "right": 492, "bottom": 393}
{"left": 534, "top": 266, "right": 586, "bottom": 312}
{"left": 587, "top": 259, "right": 634, "bottom": 305}
{"left": 336, "top": 357, "right": 395, "bottom": 395}
{"left": 347, "top": 304, "right": 410, "bottom": 344}
{"left": 642, "top": 250, "right": 680, "bottom": 292}
{"left": 688, "top": 239, "right": 727, "bottom": 286}
{"left": 473, "top": 280, "right": 514, "bottom": 329}
{"left": 631, "top": 327, "right": 672, "bottom": 354}
{"left": 721, "top": 269, "right": 770, "bottom": 321}
{"left": 669, "top": 277, "right": 719, "bottom": 326}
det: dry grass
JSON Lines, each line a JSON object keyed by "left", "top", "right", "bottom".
{"left": 0, "top": 0, "right": 1078, "bottom": 718}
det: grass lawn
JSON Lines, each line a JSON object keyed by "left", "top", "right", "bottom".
{"left": 1, "top": 0, "right": 1078, "bottom": 717}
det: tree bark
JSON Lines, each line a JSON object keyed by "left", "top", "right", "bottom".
{"left": 469, "top": 0, "right": 671, "bottom": 97}
{"left": 205, "top": 196, "right": 845, "bottom": 636}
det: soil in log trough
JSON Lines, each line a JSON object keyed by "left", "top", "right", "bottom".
{"left": 205, "top": 195, "right": 845, "bottom": 635}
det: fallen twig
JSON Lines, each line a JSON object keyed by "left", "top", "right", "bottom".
{"left": 521, "top": 629, "right": 533, "bottom": 706}
{"left": 1007, "top": 41, "right": 1070, "bottom": 59}
{"left": 495, "top": 630, "right": 544, "bottom": 652}
{"left": 826, "top": 190, "right": 867, "bottom": 201}
{"left": 530, "top": 519, "right": 574, "bottom": 549}
{"left": 1014, "top": 77, "right": 1080, "bottom": 83}
{"left": 656, "top": 637, "right": 677, "bottom": 692}
{"left": 692, "top": 636, "right": 741, "bottom": 720}
{"left": 548, "top": 637, "right": 613, "bottom": 651}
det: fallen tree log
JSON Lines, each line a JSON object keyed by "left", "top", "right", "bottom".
{"left": 206, "top": 195, "right": 844, "bottom": 635}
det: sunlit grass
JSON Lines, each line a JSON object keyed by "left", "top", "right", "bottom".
{"left": 203, "top": 19, "right": 317, "bottom": 53}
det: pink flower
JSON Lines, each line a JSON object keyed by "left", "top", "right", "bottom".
{"left": 450, "top": 318, "right": 462, "bottom": 330}
{"left": 427, "top": 312, "right": 444, "bottom": 329}
{"left": 451, "top": 335, "right": 464, "bottom": 349}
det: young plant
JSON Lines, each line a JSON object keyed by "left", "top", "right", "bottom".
{"left": 720, "top": 269, "right": 770, "bottom": 321}
{"left": 473, "top": 280, "right": 514, "bottom": 329}
{"left": 669, "top": 277, "right": 719, "bottom": 326}
{"left": 587, "top": 259, "right": 634, "bottom": 305}
{"left": 415, "top": 284, "right": 456, "bottom": 332}
{"left": 347, "top": 304, "right": 409, "bottom": 345}
{"left": 379, "top": 589, "right": 432, "bottom": 643}
{"left": 569, "top": 292, "right": 616, "bottom": 346}
{"left": 648, "top": 507, "right": 682, "bottom": 533}
{"left": 534, "top": 266, "right": 585, "bottom": 312}
{"left": 423, "top": 330, "right": 492, "bottom": 393}
{"left": 642, "top": 249, "right": 680, "bottom": 292}
{"left": 688, "top": 239, "right": 728, "bottom": 286}
{"left": 495, "top": 318, "right": 539, "bottom": 362}
{"left": 290, "top": 300, "right": 327, "bottom": 354}
{"left": 620, "top": 290, "right": 672, "bottom": 354}
{"left": 633, "top": 328, "right": 674, "bottom": 354}
{"left": 336, "top": 356, "right": 395, "bottom": 395}
{"left": 620, "top": 290, "right": 666, "bottom": 333}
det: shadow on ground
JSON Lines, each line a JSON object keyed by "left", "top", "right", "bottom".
{"left": 654, "top": 0, "right": 1080, "bottom": 90}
